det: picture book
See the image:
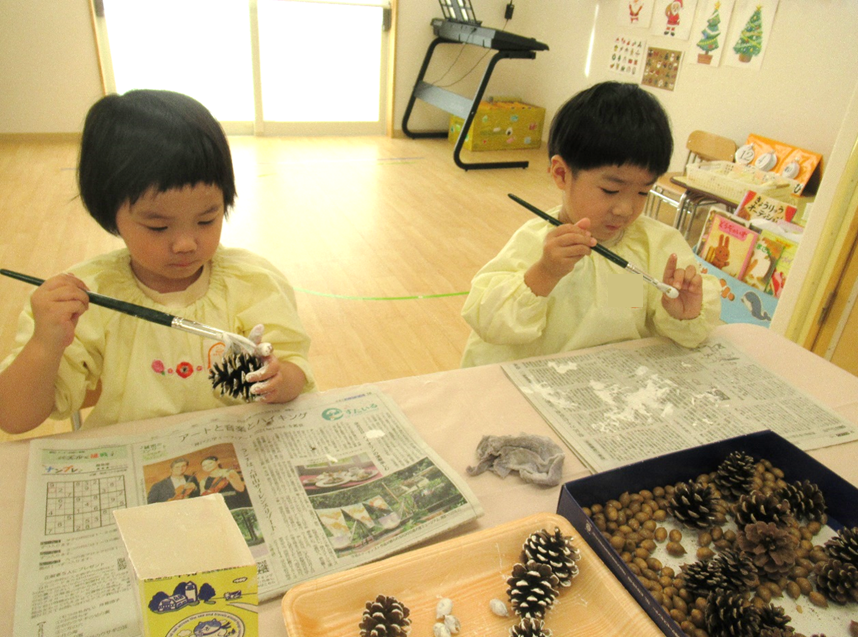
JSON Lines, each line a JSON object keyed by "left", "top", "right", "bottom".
{"left": 765, "top": 237, "right": 799, "bottom": 299}
{"left": 741, "top": 229, "right": 790, "bottom": 291}
{"left": 735, "top": 189, "right": 798, "bottom": 223}
{"left": 699, "top": 213, "right": 758, "bottom": 279}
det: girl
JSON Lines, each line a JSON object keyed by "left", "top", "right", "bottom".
{"left": 0, "top": 90, "right": 315, "bottom": 433}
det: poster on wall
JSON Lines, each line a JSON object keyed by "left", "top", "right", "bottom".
{"left": 608, "top": 36, "right": 646, "bottom": 78}
{"left": 690, "top": 0, "right": 735, "bottom": 66}
{"left": 723, "top": 0, "right": 780, "bottom": 70}
{"left": 650, "top": 0, "right": 698, "bottom": 39}
{"left": 642, "top": 47, "right": 683, "bottom": 91}
{"left": 617, "top": 0, "right": 655, "bottom": 28}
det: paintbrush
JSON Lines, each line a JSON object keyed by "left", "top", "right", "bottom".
{"left": 0, "top": 268, "right": 258, "bottom": 354}
{"left": 507, "top": 193, "right": 680, "bottom": 299}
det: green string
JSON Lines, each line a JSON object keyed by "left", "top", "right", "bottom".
{"left": 294, "top": 287, "right": 468, "bottom": 301}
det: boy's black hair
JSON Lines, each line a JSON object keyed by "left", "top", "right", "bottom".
{"left": 548, "top": 82, "right": 673, "bottom": 177}
{"left": 77, "top": 89, "right": 236, "bottom": 235}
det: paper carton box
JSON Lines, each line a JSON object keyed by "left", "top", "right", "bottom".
{"left": 114, "top": 494, "right": 258, "bottom": 637}
{"left": 556, "top": 431, "right": 858, "bottom": 637}
{"left": 449, "top": 100, "right": 545, "bottom": 151}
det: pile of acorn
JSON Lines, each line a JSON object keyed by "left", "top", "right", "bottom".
{"left": 580, "top": 450, "right": 858, "bottom": 637}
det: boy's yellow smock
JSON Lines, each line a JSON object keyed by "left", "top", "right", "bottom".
{"left": 461, "top": 210, "right": 721, "bottom": 367}
{"left": 1, "top": 246, "right": 315, "bottom": 427}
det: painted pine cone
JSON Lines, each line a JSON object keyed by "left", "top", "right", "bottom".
{"left": 733, "top": 493, "right": 794, "bottom": 528}
{"left": 209, "top": 351, "right": 261, "bottom": 402}
{"left": 775, "top": 480, "right": 826, "bottom": 523}
{"left": 714, "top": 451, "right": 756, "bottom": 500}
{"left": 712, "top": 548, "right": 759, "bottom": 594}
{"left": 824, "top": 526, "right": 858, "bottom": 566}
{"left": 680, "top": 559, "right": 726, "bottom": 597}
{"left": 735, "top": 521, "right": 799, "bottom": 577}
{"left": 704, "top": 590, "right": 760, "bottom": 637}
{"left": 668, "top": 480, "right": 718, "bottom": 529}
{"left": 757, "top": 603, "right": 791, "bottom": 632}
{"left": 814, "top": 559, "right": 858, "bottom": 605}
{"left": 509, "top": 617, "right": 552, "bottom": 637}
{"left": 359, "top": 594, "right": 411, "bottom": 637}
{"left": 506, "top": 560, "right": 560, "bottom": 619}
{"left": 521, "top": 527, "right": 581, "bottom": 587}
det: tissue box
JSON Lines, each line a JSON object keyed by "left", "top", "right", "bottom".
{"left": 556, "top": 431, "right": 858, "bottom": 637}
{"left": 449, "top": 100, "right": 544, "bottom": 151}
{"left": 114, "top": 494, "right": 258, "bottom": 637}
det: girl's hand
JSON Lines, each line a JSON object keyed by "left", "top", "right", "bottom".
{"left": 661, "top": 253, "right": 703, "bottom": 320}
{"left": 30, "top": 274, "right": 90, "bottom": 351}
{"left": 525, "top": 218, "right": 596, "bottom": 297}
{"left": 244, "top": 324, "right": 306, "bottom": 403}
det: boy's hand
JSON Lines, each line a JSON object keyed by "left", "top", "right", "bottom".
{"left": 30, "top": 274, "right": 90, "bottom": 351}
{"left": 661, "top": 253, "right": 703, "bottom": 319}
{"left": 244, "top": 324, "right": 305, "bottom": 403}
{"left": 526, "top": 218, "right": 597, "bottom": 297}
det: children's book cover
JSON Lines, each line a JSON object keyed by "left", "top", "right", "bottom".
{"left": 735, "top": 189, "right": 797, "bottom": 223}
{"left": 765, "top": 238, "right": 798, "bottom": 299}
{"left": 741, "top": 229, "right": 789, "bottom": 291}
{"left": 699, "top": 213, "right": 758, "bottom": 279}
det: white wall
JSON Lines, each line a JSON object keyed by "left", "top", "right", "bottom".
{"left": 0, "top": 0, "right": 103, "bottom": 134}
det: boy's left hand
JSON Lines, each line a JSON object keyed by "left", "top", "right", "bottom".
{"left": 661, "top": 253, "right": 703, "bottom": 320}
{"left": 244, "top": 324, "right": 305, "bottom": 403}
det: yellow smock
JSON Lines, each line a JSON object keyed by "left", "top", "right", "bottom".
{"left": 1, "top": 246, "right": 315, "bottom": 427}
{"left": 461, "top": 210, "right": 721, "bottom": 368}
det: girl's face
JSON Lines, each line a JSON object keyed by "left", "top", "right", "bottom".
{"left": 115, "top": 183, "right": 225, "bottom": 293}
{"left": 550, "top": 157, "right": 656, "bottom": 243}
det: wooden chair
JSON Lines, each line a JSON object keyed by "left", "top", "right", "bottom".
{"left": 645, "top": 130, "right": 737, "bottom": 231}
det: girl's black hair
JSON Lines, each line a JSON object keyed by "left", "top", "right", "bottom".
{"left": 548, "top": 82, "right": 673, "bottom": 176}
{"left": 77, "top": 89, "right": 236, "bottom": 235}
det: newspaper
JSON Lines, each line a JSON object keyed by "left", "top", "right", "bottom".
{"left": 13, "top": 386, "right": 483, "bottom": 637}
{"left": 502, "top": 336, "right": 858, "bottom": 473}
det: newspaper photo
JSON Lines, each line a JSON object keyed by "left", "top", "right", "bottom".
{"left": 502, "top": 336, "right": 858, "bottom": 473}
{"left": 13, "top": 386, "right": 483, "bottom": 637}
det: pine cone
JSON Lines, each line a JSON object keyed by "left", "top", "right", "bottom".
{"left": 681, "top": 559, "right": 726, "bottom": 597}
{"left": 759, "top": 629, "right": 795, "bottom": 637}
{"left": 209, "top": 351, "right": 261, "bottom": 402}
{"left": 507, "top": 560, "right": 560, "bottom": 619}
{"left": 704, "top": 590, "right": 759, "bottom": 637}
{"left": 775, "top": 480, "right": 826, "bottom": 523}
{"left": 736, "top": 521, "right": 798, "bottom": 577}
{"left": 509, "top": 617, "right": 553, "bottom": 637}
{"left": 814, "top": 559, "right": 858, "bottom": 605}
{"left": 668, "top": 481, "right": 719, "bottom": 529}
{"left": 521, "top": 527, "right": 581, "bottom": 587}
{"left": 824, "top": 526, "right": 858, "bottom": 566}
{"left": 715, "top": 451, "right": 756, "bottom": 501}
{"left": 733, "top": 493, "right": 795, "bottom": 528}
{"left": 757, "top": 603, "right": 791, "bottom": 632}
{"left": 359, "top": 594, "right": 411, "bottom": 637}
{"left": 712, "top": 548, "right": 759, "bottom": 594}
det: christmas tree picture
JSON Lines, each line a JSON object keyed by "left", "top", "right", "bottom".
{"left": 733, "top": 4, "right": 763, "bottom": 62}
{"left": 696, "top": 2, "right": 722, "bottom": 64}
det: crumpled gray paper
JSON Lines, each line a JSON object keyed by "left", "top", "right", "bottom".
{"left": 466, "top": 433, "right": 565, "bottom": 487}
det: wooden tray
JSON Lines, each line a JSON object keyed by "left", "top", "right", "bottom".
{"left": 282, "top": 512, "right": 663, "bottom": 636}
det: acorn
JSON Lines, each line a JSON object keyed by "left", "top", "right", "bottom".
{"left": 209, "top": 351, "right": 262, "bottom": 402}
{"left": 668, "top": 480, "right": 719, "bottom": 529}
{"left": 775, "top": 480, "right": 826, "bottom": 523}
{"left": 704, "top": 590, "right": 759, "bottom": 637}
{"left": 359, "top": 594, "right": 411, "bottom": 637}
{"left": 714, "top": 451, "right": 756, "bottom": 501}
{"left": 814, "top": 559, "right": 858, "bottom": 605}
{"left": 733, "top": 493, "right": 794, "bottom": 528}
{"left": 824, "top": 526, "right": 858, "bottom": 566}
{"left": 506, "top": 560, "right": 560, "bottom": 619}
{"left": 509, "top": 617, "right": 552, "bottom": 637}
{"left": 521, "top": 527, "right": 581, "bottom": 587}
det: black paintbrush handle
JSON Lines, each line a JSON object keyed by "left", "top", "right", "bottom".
{"left": 507, "top": 193, "right": 630, "bottom": 269}
{"left": 1, "top": 268, "right": 176, "bottom": 327}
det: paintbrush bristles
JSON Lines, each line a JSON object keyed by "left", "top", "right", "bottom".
{"left": 209, "top": 351, "right": 262, "bottom": 402}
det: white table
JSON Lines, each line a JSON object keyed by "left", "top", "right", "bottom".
{"left": 2, "top": 323, "right": 856, "bottom": 636}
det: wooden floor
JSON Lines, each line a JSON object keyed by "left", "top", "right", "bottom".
{"left": 0, "top": 135, "right": 561, "bottom": 441}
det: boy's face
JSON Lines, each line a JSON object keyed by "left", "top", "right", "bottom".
{"left": 115, "top": 183, "right": 224, "bottom": 293}
{"left": 550, "top": 157, "right": 657, "bottom": 242}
